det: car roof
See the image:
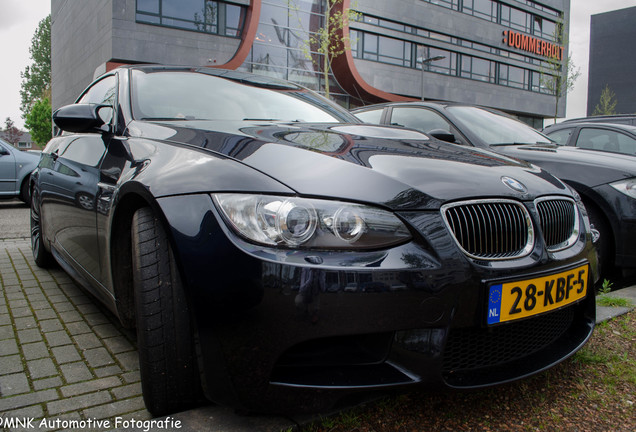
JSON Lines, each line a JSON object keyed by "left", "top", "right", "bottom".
{"left": 351, "top": 101, "right": 525, "bottom": 121}
{"left": 544, "top": 122, "right": 636, "bottom": 133}
{"left": 115, "top": 64, "right": 304, "bottom": 90}
{"left": 352, "top": 101, "right": 451, "bottom": 112}
{"left": 561, "top": 114, "right": 636, "bottom": 123}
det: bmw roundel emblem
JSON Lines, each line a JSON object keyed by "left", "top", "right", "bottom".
{"left": 501, "top": 176, "right": 527, "bottom": 193}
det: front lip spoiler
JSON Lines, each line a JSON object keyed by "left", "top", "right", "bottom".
{"left": 270, "top": 360, "right": 421, "bottom": 389}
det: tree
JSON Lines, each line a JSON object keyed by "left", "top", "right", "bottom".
{"left": 539, "top": 20, "right": 580, "bottom": 123}
{"left": 289, "top": 0, "right": 358, "bottom": 99}
{"left": 20, "top": 15, "right": 51, "bottom": 119}
{"left": 24, "top": 98, "right": 52, "bottom": 146}
{"left": 3, "top": 118, "right": 22, "bottom": 146}
{"left": 592, "top": 85, "right": 618, "bottom": 116}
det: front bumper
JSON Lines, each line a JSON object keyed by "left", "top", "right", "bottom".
{"left": 158, "top": 194, "right": 597, "bottom": 413}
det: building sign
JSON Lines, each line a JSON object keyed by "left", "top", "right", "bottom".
{"left": 503, "top": 30, "right": 563, "bottom": 60}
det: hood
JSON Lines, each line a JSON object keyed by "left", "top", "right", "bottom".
{"left": 128, "top": 120, "right": 572, "bottom": 210}
{"left": 497, "top": 144, "right": 636, "bottom": 188}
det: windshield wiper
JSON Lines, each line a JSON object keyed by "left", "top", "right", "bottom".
{"left": 141, "top": 117, "right": 207, "bottom": 121}
{"left": 242, "top": 118, "right": 281, "bottom": 121}
{"left": 490, "top": 142, "right": 553, "bottom": 146}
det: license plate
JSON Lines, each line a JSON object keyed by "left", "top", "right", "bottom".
{"left": 487, "top": 264, "right": 588, "bottom": 325}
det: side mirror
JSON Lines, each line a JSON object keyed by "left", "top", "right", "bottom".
{"left": 53, "top": 104, "right": 109, "bottom": 133}
{"left": 428, "top": 129, "right": 456, "bottom": 143}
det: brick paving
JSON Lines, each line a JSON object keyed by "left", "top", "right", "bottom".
{"left": 0, "top": 238, "right": 153, "bottom": 430}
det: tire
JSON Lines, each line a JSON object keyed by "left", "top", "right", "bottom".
{"left": 20, "top": 177, "right": 31, "bottom": 206}
{"left": 30, "top": 189, "right": 54, "bottom": 267}
{"left": 131, "top": 207, "right": 201, "bottom": 416}
{"left": 585, "top": 201, "right": 613, "bottom": 281}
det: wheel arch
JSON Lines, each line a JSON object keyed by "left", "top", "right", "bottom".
{"left": 566, "top": 182, "right": 619, "bottom": 249}
{"left": 109, "top": 186, "right": 173, "bottom": 328}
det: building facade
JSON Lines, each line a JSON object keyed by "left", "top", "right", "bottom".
{"left": 0, "top": 130, "right": 35, "bottom": 150}
{"left": 52, "top": 0, "right": 570, "bottom": 125}
{"left": 587, "top": 6, "right": 636, "bottom": 116}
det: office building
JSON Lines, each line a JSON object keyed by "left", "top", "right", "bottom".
{"left": 587, "top": 6, "right": 636, "bottom": 116}
{"left": 52, "top": 0, "right": 571, "bottom": 125}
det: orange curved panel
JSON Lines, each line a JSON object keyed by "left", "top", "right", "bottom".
{"left": 332, "top": 0, "right": 416, "bottom": 103}
{"left": 214, "top": 0, "right": 262, "bottom": 70}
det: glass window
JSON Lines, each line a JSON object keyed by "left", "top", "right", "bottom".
{"left": 354, "top": 109, "right": 383, "bottom": 124}
{"left": 378, "top": 37, "right": 410, "bottom": 66}
{"left": 447, "top": 106, "right": 550, "bottom": 145}
{"left": 78, "top": 76, "right": 117, "bottom": 106}
{"left": 533, "top": 16, "right": 556, "bottom": 40}
{"left": 131, "top": 69, "right": 350, "bottom": 123}
{"left": 389, "top": 107, "right": 453, "bottom": 134}
{"left": 545, "top": 128, "right": 573, "bottom": 145}
{"left": 542, "top": 19, "right": 557, "bottom": 41}
{"left": 362, "top": 33, "right": 379, "bottom": 61}
{"left": 575, "top": 128, "right": 636, "bottom": 155}
{"left": 615, "top": 131, "right": 636, "bottom": 154}
{"left": 378, "top": 19, "right": 405, "bottom": 32}
{"left": 420, "top": 47, "right": 456, "bottom": 76}
{"left": 501, "top": 5, "right": 531, "bottom": 33}
{"left": 364, "top": 16, "right": 379, "bottom": 25}
{"left": 59, "top": 139, "right": 106, "bottom": 167}
{"left": 499, "top": 64, "right": 528, "bottom": 90}
{"left": 136, "top": 0, "right": 245, "bottom": 37}
{"left": 350, "top": 29, "right": 359, "bottom": 58}
{"left": 225, "top": 3, "right": 244, "bottom": 36}
{"left": 461, "top": 56, "right": 494, "bottom": 83}
{"left": 425, "top": 0, "right": 459, "bottom": 10}
{"left": 138, "top": 0, "right": 159, "bottom": 14}
{"left": 462, "top": 0, "right": 497, "bottom": 22}
{"left": 77, "top": 75, "right": 117, "bottom": 125}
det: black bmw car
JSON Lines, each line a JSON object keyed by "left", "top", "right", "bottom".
{"left": 32, "top": 66, "right": 597, "bottom": 415}
{"left": 353, "top": 102, "right": 636, "bottom": 280}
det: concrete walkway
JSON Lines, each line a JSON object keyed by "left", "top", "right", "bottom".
{"left": 1, "top": 236, "right": 634, "bottom": 431}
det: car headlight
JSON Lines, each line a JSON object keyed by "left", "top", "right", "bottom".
{"left": 610, "top": 178, "right": 636, "bottom": 199}
{"left": 213, "top": 194, "right": 411, "bottom": 249}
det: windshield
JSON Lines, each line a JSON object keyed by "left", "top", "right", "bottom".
{"left": 447, "top": 106, "right": 552, "bottom": 145}
{"left": 131, "top": 69, "right": 355, "bottom": 123}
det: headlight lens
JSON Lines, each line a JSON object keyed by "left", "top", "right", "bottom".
{"left": 610, "top": 178, "right": 636, "bottom": 199}
{"left": 213, "top": 194, "right": 411, "bottom": 249}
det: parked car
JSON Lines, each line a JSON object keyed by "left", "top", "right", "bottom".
{"left": 353, "top": 102, "right": 636, "bottom": 279}
{"left": 542, "top": 122, "right": 636, "bottom": 156}
{"left": 31, "top": 66, "right": 597, "bottom": 416}
{"left": 0, "top": 137, "right": 40, "bottom": 205}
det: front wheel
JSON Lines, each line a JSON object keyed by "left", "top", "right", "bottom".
{"left": 131, "top": 207, "right": 202, "bottom": 416}
{"left": 30, "top": 189, "right": 53, "bottom": 267}
{"left": 585, "top": 201, "right": 613, "bottom": 282}
{"left": 20, "top": 177, "right": 31, "bottom": 206}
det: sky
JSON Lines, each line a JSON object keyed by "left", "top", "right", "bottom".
{"left": 0, "top": 0, "right": 635, "bottom": 130}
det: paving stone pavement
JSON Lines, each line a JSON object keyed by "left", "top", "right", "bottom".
{"left": 0, "top": 238, "right": 153, "bottom": 430}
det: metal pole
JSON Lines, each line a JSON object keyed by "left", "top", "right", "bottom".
{"left": 418, "top": 55, "right": 446, "bottom": 101}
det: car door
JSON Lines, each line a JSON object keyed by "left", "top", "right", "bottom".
{"left": 42, "top": 74, "right": 117, "bottom": 289}
{"left": 0, "top": 140, "right": 17, "bottom": 194}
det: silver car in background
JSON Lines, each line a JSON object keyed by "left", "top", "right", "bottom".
{"left": 0, "top": 137, "right": 40, "bottom": 205}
